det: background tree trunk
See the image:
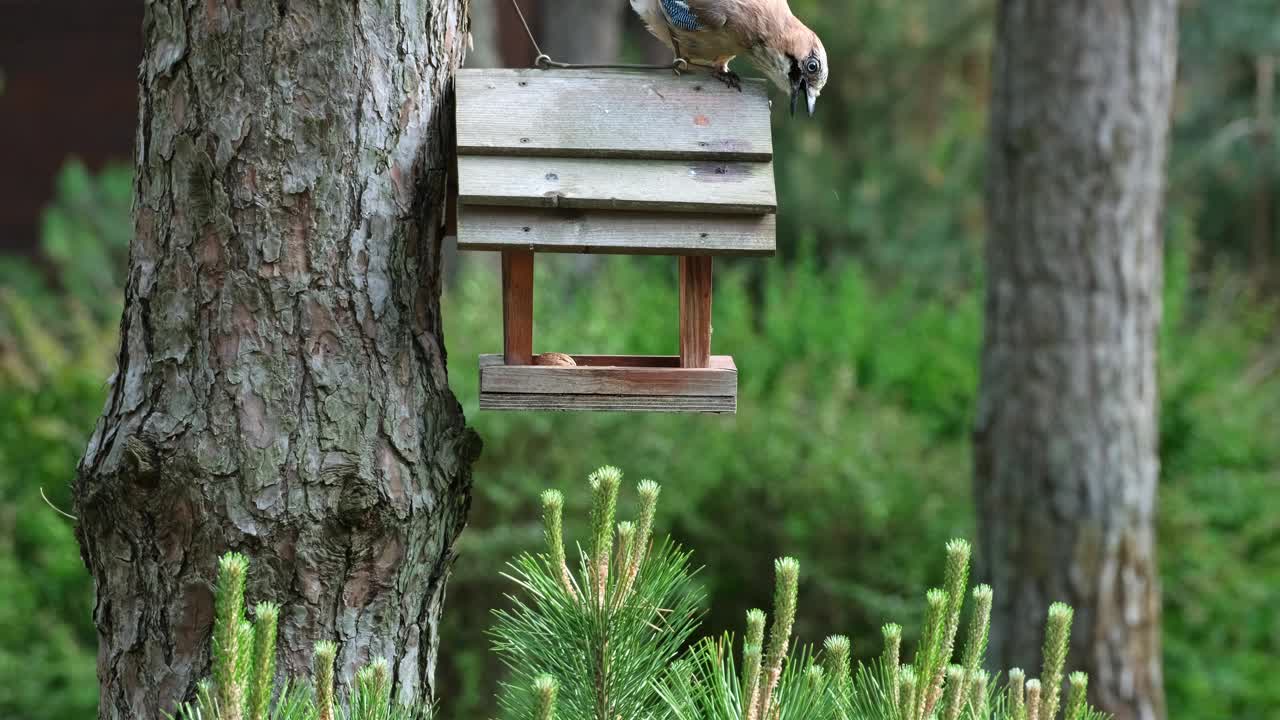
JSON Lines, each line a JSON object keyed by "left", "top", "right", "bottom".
{"left": 540, "top": 0, "right": 626, "bottom": 64}
{"left": 976, "top": 4, "right": 1176, "bottom": 720}
{"left": 73, "top": 1, "right": 480, "bottom": 717}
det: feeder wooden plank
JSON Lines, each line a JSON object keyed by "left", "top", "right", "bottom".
{"left": 458, "top": 156, "right": 776, "bottom": 215}
{"left": 457, "top": 208, "right": 775, "bottom": 256}
{"left": 479, "top": 355, "right": 737, "bottom": 369}
{"left": 457, "top": 69, "right": 773, "bottom": 161}
{"left": 478, "top": 354, "right": 737, "bottom": 413}
{"left": 480, "top": 394, "right": 735, "bottom": 413}
{"left": 482, "top": 364, "right": 735, "bottom": 397}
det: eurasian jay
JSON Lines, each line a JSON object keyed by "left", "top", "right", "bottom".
{"left": 630, "top": 0, "right": 829, "bottom": 116}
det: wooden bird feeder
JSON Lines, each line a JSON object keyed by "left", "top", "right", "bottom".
{"left": 454, "top": 68, "right": 776, "bottom": 413}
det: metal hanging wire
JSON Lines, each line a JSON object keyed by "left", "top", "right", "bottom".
{"left": 505, "top": 0, "right": 688, "bottom": 72}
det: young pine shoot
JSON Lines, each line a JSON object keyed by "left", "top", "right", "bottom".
{"left": 492, "top": 467, "right": 703, "bottom": 720}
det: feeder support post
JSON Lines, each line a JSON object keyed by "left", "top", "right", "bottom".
{"left": 503, "top": 250, "right": 535, "bottom": 365}
{"left": 679, "top": 256, "right": 713, "bottom": 368}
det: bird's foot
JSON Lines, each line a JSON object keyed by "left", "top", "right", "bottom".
{"left": 672, "top": 57, "right": 690, "bottom": 76}
{"left": 712, "top": 68, "right": 742, "bottom": 91}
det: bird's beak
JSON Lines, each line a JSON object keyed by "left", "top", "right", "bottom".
{"left": 790, "top": 78, "right": 817, "bottom": 118}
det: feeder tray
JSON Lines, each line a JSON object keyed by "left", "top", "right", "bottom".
{"left": 454, "top": 68, "right": 777, "bottom": 413}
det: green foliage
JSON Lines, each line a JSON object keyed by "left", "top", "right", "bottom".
{"left": 4, "top": 156, "right": 1280, "bottom": 719}
{"left": 446, "top": 253, "right": 979, "bottom": 703}
{"left": 0, "top": 159, "right": 130, "bottom": 720}
{"left": 643, "top": 525, "right": 1105, "bottom": 720}
{"left": 1175, "top": 0, "right": 1280, "bottom": 269}
{"left": 772, "top": 0, "right": 993, "bottom": 283}
{"left": 173, "top": 554, "right": 432, "bottom": 720}
{"left": 437, "top": 232, "right": 1280, "bottom": 718}
{"left": 491, "top": 470, "right": 703, "bottom": 720}
{"left": 9, "top": 2, "right": 1280, "bottom": 710}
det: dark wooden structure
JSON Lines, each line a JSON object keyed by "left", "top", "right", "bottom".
{"left": 0, "top": 0, "right": 142, "bottom": 253}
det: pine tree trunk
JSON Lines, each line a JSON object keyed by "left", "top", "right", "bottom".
{"left": 976, "top": 4, "right": 1176, "bottom": 720}
{"left": 73, "top": 2, "right": 480, "bottom": 717}
{"left": 540, "top": 0, "right": 626, "bottom": 64}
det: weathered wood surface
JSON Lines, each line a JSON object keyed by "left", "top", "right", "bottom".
{"left": 679, "top": 256, "right": 714, "bottom": 368}
{"left": 480, "top": 393, "right": 735, "bottom": 413}
{"left": 481, "top": 354, "right": 737, "bottom": 369}
{"left": 456, "top": 207, "right": 776, "bottom": 255}
{"left": 478, "top": 354, "right": 737, "bottom": 413}
{"left": 502, "top": 251, "right": 534, "bottom": 364}
{"left": 482, "top": 362, "right": 735, "bottom": 396}
{"left": 458, "top": 156, "right": 777, "bottom": 214}
{"left": 457, "top": 69, "right": 773, "bottom": 161}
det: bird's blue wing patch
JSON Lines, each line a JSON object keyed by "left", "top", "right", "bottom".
{"left": 661, "top": 0, "right": 703, "bottom": 31}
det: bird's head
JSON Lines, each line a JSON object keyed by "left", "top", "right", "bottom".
{"left": 753, "top": 18, "right": 828, "bottom": 118}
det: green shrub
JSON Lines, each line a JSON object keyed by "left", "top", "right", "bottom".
{"left": 171, "top": 553, "right": 433, "bottom": 720}
{"left": 0, "top": 159, "right": 129, "bottom": 720}
{"left": 438, "top": 242, "right": 1280, "bottom": 719}
{"left": 499, "top": 469, "right": 1104, "bottom": 720}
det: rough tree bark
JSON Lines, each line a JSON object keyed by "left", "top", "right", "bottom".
{"left": 540, "top": 0, "right": 626, "bottom": 64}
{"left": 976, "top": 4, "right": 1176, "bottom": 720}
{"left": 73, "top": 1, "right": 480, "bottom": 717}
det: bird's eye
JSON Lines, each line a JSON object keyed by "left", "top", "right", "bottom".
{"left": 805, "top": 59, "right": 820, "bottom": 74}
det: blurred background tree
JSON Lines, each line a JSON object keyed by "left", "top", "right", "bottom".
{"left": 2, "top": 1, "right": 1278, "bottom": 719}
{"left": 979, "top": 3, "right": 1175, "bottom": 718}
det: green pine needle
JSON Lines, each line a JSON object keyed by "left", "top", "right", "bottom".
{"left": 1026, "top": 678, "right": 1043, "bottom": 720}
{"left": 881, "top": 623, "right": 903, "bottom": 717}
{"left": 756, "top": 557, "right": 800, "bottom": 720}
{"left": 1008, "top": 668, "right": 1027, "bottom": 720}
{"left": 587, "top": 466, "right": 623, "bottom": 605}
{"left": 314, "top": 641, "right": 337, "bottom": 720}
{"left": 214, "top": 553, "right": 250, "bottom": 720}
{"left": 248, "top": 603, "right": 279, "bottom": 720}
{"left": 532, "top": 675, "right": 558, "bottom": 720}
{"left": 493, "top": 472, "right": 703, "bottom": 720}
{"left": 962, "top": 585, "right": 993, "bottom": 694}
{"left": 1065, "top": 672, "right": 1089, "bottom": 720}
{"left": 823, "top": 635, "right": 852, "bottom": 697}
{"left": 1041, "top": 603, "right": 1075, "bottom": 720}
{"left": 941, "top": 665, "right": 966, "bottom": 720}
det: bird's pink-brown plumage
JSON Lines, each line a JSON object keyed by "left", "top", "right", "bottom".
{"left": 632, "top": 0, "right": 828, "bottom": 103}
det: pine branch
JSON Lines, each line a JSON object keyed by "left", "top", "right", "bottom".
{"left": 1064, "top": 672, "right": 1089, "bottom": 720}
{"left": 880, "top": 624, "right": 902, "bottom": 719}
{"left": 1026, "top": 679, "right": 1042, "bottom": 720}
{"left": 959, "top": 585, "right": 992, "bottom": 703}
{"left": 249, "top": 603, "right": 279, "bottom": 720}
{"left": 214, "top": 554, "right": 249, "bottom": 720}
{"left": 911, "top": 588, "right": 947, "bottom": 720}
{"left": 1040, "top": 603, "right": 1074, "bottom": 720}
{"left": 754, "top": 558, "right": 800, "bottom": 720}
{"left": 314, "top": 642, "right": 337, "bottom": 720}
{"left": 1008, "top": 668, "right": 1026, "bottom": 720}
{"left": 493, "top": 470, "right": 702, "bottom": 720}
{"left": 924, "top": 540, "right": 970, "bottom": 717}
{"left": 540, "top": 490, "right": 579, "bottom": 601}
{"left": 532, "top": 675, "right": 558, "bottom": 720}
{"left": 822, "top": 636, "right": 851, "bottom": 699}
{"left": 741, "top": 610, "right": 767, "bottom": 720}
{"left": 588, "top": 466, "right": 622, "bottom": 608}
{"left": 941, "top": 666, "right": 966, "bottom": 720}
